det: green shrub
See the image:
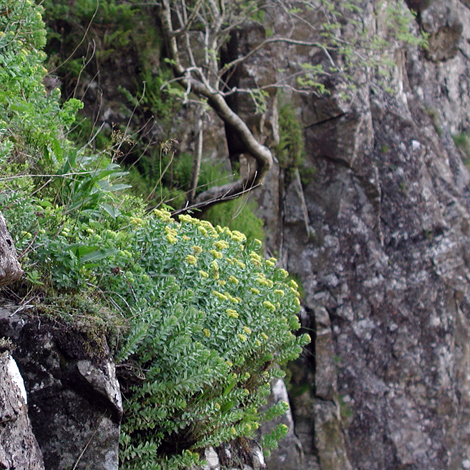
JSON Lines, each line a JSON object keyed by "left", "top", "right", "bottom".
{"left": 1, "top": 4, "right": 310, "bottom": 469}
{"left": 7, "top": 200, "right": 309, "bottom": 469}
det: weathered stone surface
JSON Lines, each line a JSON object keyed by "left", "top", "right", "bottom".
{"left": 193, "top": 440, "right": 266, "bottom": 470}
{"left": 0, "top": 305, "right": 122, "bottom": 470}
{"left": 0, "top": 212, "right": 23, "bottom": 287}
{"left": 261, "top": 379, "right": 303, "bottom": 470}
{"left": 265, "top": 1, "right": 470, "bottom": 468}
{"left": 0, "top": 351, "right": 44, "bottom": 470}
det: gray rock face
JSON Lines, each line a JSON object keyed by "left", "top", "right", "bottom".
{"left": 0, "top": 351, "right": 44, "bottom": 470}
{"left": 0, "top": 305, "right": 122, "bottom": 470}
{"left": 0, "top": 212, "right": 23, "bottom": 287}
{"left": 261, "top": 1, "right": 470, "bottom": 469}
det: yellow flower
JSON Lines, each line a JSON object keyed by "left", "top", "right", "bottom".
{"left": 182, "top": 235, "right": 190, "bottom": 241}
{"left": 243, "top": 326, "right": 252, "bottom": 335}
{"left": 198, "top": 226, "right": 208, "bottom": 236}
{"left": 178, "top": 214, "right": 195, "bottom": 223}
{"left": 185, "top": 255, "right": 198, "bottom": 265}
{"left": 130, "top": 216, "right": 144, "bottom": 226}
{"left": 279, "top": 268, "right": 289, "bottom": 278}
{"left": 213, "top": 291, "right": 228, "bottom": 301}
{"left": 203, "top": 329, "right": 211, "bottom": 338}
{"left": 214, "top": 240, "right": 229, "bottom": 250}
{"left": 192, "top": 245, "right": 203, "bottom": 254}
{"left": 211, "top": 260, "right": 219, "bottom": 271}
{"left": 263, "top": 301, "right": 276, "bottom": 312}
{"left": 237, "top": 333, "right": 247, "bottom": 342}
{"left": 253, "top": 238, "right": 263, "bottom": 249}
{"left": 234, "top": 259, "right": 246, "bottom": 269}
{"left": 166, "top": 234, "right": 177, "bottom": 244}
{"left": 199, "top": 270, "right": 209, "bottom": 278}
{"left": 228, "top": 294, "right": 240, "bottom": 304}
{"left": 274, "top": 289, "right": 285, "bottom": 297}
{"left": 228, "top": 275, "right": 239, "bottom": 285}
{"left": 165, "top": 225, "right": 178, "bottom": 235}
{"left": 261, "top": 333, "right": 269, "bottom": 340}
{"left": 290, "top": 286, "right": 300, "bottom": 296}
{"left": 209, "top": 249, "right": 223, "bottom": 259}
{"left": 249, "top": 251, "right": 262, "bottom": 262}
{"left": 226, "top": 309, "right": 239, "bottom": 319}
{"left": 217, "top": 280, "right": 227, "bottom": 286}
{"left": 231, "top": 230, "right": 247, "bottom": 243}
{"left": 250, "top": 288, "right": 260, "bottom": 295}
{"left": 289, "top": 279, "right": 299, "bottom": 289}
{"left": 154, "top": 209, "right": 172, "bottom": 221}
{"left": 294, "top": 297, "right": 301, "bottom": 307}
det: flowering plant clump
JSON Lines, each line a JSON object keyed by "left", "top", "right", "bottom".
{"left": 0, "top": 2, "right": 309, "bottom": 468}
{"left": 111, "top": 210, "right": 309, "bottom": 469}
{"left": 8, "top": 202, "right": 309, "bottom": 469}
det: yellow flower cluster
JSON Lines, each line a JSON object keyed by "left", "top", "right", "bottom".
{"left": 199, "top": 270, "right": 209, "bottom": 278}
{"left": 226, "top": 292, "right": 241, "bottom": 304}
{"left": 226, "top": 309, "right": 239, "bottom": 319}
{"left": 192, "top": 245, "right": 202, "bottom": 254}
{"left": 130, "top": 216, "right": 145, "bottom": 226}
{"left": 209, "top": 249, "right": 223, "bottom": 259}
{"left": 179, "top": 214, "right": 219, "bottom": 238}
{"left": 165, "top": 225, "right": 178, "bottom": 244}
{"left": 263, "top": 301, "right": 276, "bottom": 312}
{"left": 228, "top": 275, "right": 239, "bottom": 285}
{"left": 256, "top": 274, "right": 273, "bottom": 288}
{"left": 249, "top": 251, "right": 262, "bottom": 267}
{"left": 242, "top": 326, "right": 252, "bottom": 335}
{"left": 211, "top": 260, "right": 219, "bottom": 279}
{"left": 213, "top": 291, "right": 228, "bottom": 301}
{"left": 237, "top": 333, "right": 247, "bottom": 342}
{"left": 230, "top": 230, "right": 246, "bottom": 243}
{"left": 185, "top": 255, "right": 197, "bottom": 265}
{"left": 153, "top": 208, "right": 172, "bottom": 222}
{"left": 233, "top": 259, "right": 246, "bottom": 269}
{"left": 213, "top": 240, "right": 229, "bottom": 250}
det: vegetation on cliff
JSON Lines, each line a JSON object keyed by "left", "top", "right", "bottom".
{"left": 0, "top": 1, "right": 308, "bottom": 468}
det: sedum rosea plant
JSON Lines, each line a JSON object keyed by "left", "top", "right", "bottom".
{"left": 112, "top": 210, "right": 309, "bottom": 469}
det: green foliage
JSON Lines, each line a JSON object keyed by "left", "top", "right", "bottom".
{"left": 0, "top": 0, "right": 82, "bottom": 171}
{"left": 453, "top": 132, "right": 470, "bottom": 167}
{"left": 1, "top": 5, "right": 310, "bottom": 470}
{"left": 203, "top": 196, "right": 265, "bottom": 246}
{"left": 275, "top": 102, "right": 306, "bottom": 171}
{"left": 115, "top": 211, "right": 308, "bottom": 468}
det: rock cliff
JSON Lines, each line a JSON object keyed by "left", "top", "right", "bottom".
{"left": 259, "top": 1, "right": 470, "bottom": 469}
{"left": 3, "top": 0, "right": 470, "bottom": 469}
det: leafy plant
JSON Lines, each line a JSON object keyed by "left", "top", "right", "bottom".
{"left": 0, "top": 4, "right": 310, "bottom": 470}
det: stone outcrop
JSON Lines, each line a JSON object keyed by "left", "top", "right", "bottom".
{"left": 255, "top": 1, "right": 470, "bottom": 469}
{"left": 0, "top": 350, "right": 45, "bottom": 470}
{"left": 0, "top": 212, "right": 23, "bottom": 287}
{"left": 0, "top": 304, "right": 122, "bottom": 470}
